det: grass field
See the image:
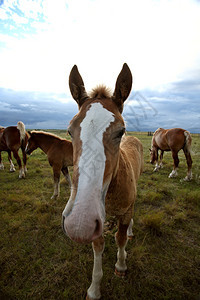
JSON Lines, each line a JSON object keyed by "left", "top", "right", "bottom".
{"left": 0, "top": 131, "right": 200, "bottom": 300}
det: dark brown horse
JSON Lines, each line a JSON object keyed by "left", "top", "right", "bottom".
{"left": 62, "top": 64, "right": 143, "bottom": 299}
{"left": 0, "top": 127, "right": 16, "bottom": 172}
{"left": 26, "top": 131, "right": 73, "bottom": 199}
{"left": 150, "top": 127, "right": 192, "bottom": 180}
{"left": 0, "top": 122, "right": 28, "bottom": 178}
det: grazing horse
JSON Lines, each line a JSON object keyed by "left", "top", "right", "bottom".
{"left": 0, "top": 122, "right": 28, "bottom": 178}
{"left": 62, "top": 64, "right": 143, "bottom": 299}
{"left": 26, "top": 131, "right": 73, "bottom": 199}
{"left": 150, "top": 127, "right": 192, "bottom": 180}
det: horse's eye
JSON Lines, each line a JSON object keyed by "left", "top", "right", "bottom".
{"left": 68, "top": 130, "right": 72, "bottom": 137}
{"left": 116, "top": 128, "right": 125, "bottom": 140}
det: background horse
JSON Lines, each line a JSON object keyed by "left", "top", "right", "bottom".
{"left": 150, "top": 127, "right": 192, "bottom": 181}
{"left": 26, "top": 131, "right": 73, "bottom": 199}
{"left": 0, "top": 127, "right": 15, "bottom": 172}
{"left": 0, "top": 122, "right": 28, "bottom": 178}
{"left": 0, "top": 127, "right": 7, "bottom": 170}
{"left": 62, "top": 64, "right": 143, "bottom": 299}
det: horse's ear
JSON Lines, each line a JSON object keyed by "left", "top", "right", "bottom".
{"left": 69, "top": 65, "right": 89, "bottom": 108}
{"left": 112, "top": 63, "right": 132, "bottom": 113}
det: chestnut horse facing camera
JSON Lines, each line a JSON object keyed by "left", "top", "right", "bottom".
{"left": 26, "top": 131, "right": 73, "bottom": 199}
{"left": 0, "top": 121, "right": 28, "bottom": 178}
{"left": 150, "top": 127, "right": 192, "bottom": 181}
{"left": 62, "top": 64, "right": 143, "bottom": 300}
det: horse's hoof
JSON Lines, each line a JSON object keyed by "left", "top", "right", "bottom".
{"left": 86, "top": 293, "right": 100, "bottom": 300}
{"left": 115, "top": 268, "right": 127, "bottom": 277}
{"left": 182, "top": 176, "right": 192, "bottom": 182}
{"left": 86, "top": 296, "right": 94, "bottom": 300}
{"left": 168, "top": 170, "right": 178, "bottom": 178}
{"left": 128, "top": 235, "right": 133, "bottom": 240}
{"left": 51, "top": 195, "right": 58, "bottom": 200}
{"left": 19, "top": 174, "right": 25, "bottom": 179}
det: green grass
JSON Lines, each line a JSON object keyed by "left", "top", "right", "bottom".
{"left": 0, "top": 131, "right": 200, "bottom": 299}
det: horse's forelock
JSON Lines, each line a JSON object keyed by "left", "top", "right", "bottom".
{"left": 89, "top": 85, "right": 112, "bottom": 99}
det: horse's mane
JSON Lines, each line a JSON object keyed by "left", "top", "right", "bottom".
{"left": 89, "top": 85, "right": 112, "bottom": 99}
{"left": 31, "top": 130, "right": 65, "bottom": 141}
{"left": 154, "top": 128, "right": 164, "bottom": 135}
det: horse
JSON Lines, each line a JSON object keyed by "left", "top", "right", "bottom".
{"left": 25, "top": 131, "right": 73, "bottom": 199}
{"left": 0, "top": 127, "right": 7, "bottom": 169}
{"left": 0, "top": 122, "right": 28, "bottom": 178}
{"left": 150, "top": 127, "right": 192, "bottom": 181}
{"left": 0, "top": 127, "right": 16, "bottom": 172}
{"left": 62, "top": 64, "right": 143, "bottom": 299}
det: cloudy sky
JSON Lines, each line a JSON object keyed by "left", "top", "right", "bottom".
{"left": 0, "top": 0, "right": 200, "bottom": 132}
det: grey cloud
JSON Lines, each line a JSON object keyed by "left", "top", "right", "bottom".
{"left": 0, "top": 76, "right": 200, "bottom": 133}
{"left": 0, "top": 88, "right": 78, "bottom": 129}
{"left": 123, "top": 75, "right": 200, "bottom": 133}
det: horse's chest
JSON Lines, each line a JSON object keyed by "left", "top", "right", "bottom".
{"left": 105, "top": 180, "right": 136, "bottom": 217}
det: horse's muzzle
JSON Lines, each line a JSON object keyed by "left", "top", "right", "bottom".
{"left": 62, "top": 212, "right": 103, "bottom": 244}
{"left": 25, "top": 146, "right": 30, "bottom": 155}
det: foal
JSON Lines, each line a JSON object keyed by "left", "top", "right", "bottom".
{"left": 62, "top": 64, "right": 143, "bottom": 299}
{"left": 26, "top": 131, "right": 73, "bottom": 199}
{"left": 0, "top": 122, "right": 28, "bottom": 178}
{"left": 150, "top": 127, "right": 192, "bottom": 180}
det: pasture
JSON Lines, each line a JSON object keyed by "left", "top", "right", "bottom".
{"left": 0, "top": 130, "right": 200, "bottom": 299}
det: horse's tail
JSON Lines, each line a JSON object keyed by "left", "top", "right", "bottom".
{"left": 184, "top": 130, "right": 192, "bottom": 154}
{"left": 17, "top": 121, "right": 26, "bottom": 143}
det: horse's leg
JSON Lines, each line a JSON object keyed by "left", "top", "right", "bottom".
{"left": 115, "top": 219, "right": 130, "bottom": 277}
{"left": 61, "top": 166, "right": 72, "bottom": 187}
{"left": 87, "top": 236, "right": 105, "bottom": 300}
{"left": 169, "top": 151, "right": 179, "bottom": 178}
{"left": 8, "top": 150, "right": 16, "bottom": 172}
{"left": 51, "top": 166, "right": 60, "bottom": 199}
{"left": 183, "top": 148, "right": 192, "bottom": 181}
{"left": 13, "top": 150, "right": 24, "bottom": 178}
{"left": 21, "top": 147, "right": 27, "bottom": 174}
{"left": 0, "top": 152, "right": 4, "bottom": 170}
{"left": 127, "top": 218, "right": 134, "bottom": 239}
{"left": 153, "top": 148, "right": 159, "bottom": 172}
{"left": 159, "top": 150, "right": 164, "bottom": 168}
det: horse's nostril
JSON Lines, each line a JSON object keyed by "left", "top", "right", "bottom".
{"left": 62, "top": 215, "right": 66, "bottom": 234}
{"left": 95, "top": 219, "right": 99, "bottom": 230}
{"left": 94, "top": 219, "right": 101, "bottom": 236}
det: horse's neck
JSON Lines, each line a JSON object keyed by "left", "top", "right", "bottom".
{"left": 109, "top": 150, "right": 122, "bottom": 185}
{"left": 36, "top": 134, "right": 54, "bottom": 154}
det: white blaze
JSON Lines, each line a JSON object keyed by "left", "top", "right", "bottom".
{"left": 62, "top": 102, "right": 114, "bottom": 219}
{"left": 78, "top": 102, "right": 114, "bottom": 191}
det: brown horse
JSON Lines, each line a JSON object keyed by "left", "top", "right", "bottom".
{"left": 0, "top": 127, "right": 16, "bottom": 172}
{"left": 62, "top": 64, "right": 143, "bottom": 299}
{"left": 150, "top": 127, "right": 192, "bottom": 180}
{"left": 0, "top": 122, "right": 28, "bottom": 178}
{"left": 26, "top": 131, "right": 73, "bottom": 199}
